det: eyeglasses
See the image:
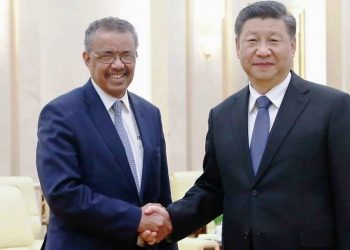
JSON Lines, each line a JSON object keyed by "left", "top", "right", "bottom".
{"left": 91, "top": 52, "right": 137, "bottom": 64}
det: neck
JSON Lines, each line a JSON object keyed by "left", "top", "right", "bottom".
{"left": 250, "top": 72, "right": 290, "bottom": 95}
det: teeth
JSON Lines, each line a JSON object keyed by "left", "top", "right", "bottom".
{"left": 109, "top": 74, "right": 125, "bottom": 79}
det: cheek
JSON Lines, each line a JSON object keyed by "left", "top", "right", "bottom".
{"left": 239, "top": 52, "right": 251, "bottom": 64}
{"left": 95, "top": 65, "right": 108, "bottom": 76}
{"left": 127, "top": 65, "right": 136, "bottom": 76}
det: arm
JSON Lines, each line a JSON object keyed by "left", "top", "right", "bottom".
{"left": 328, "top": 93, "right": 350, "bottom": 249}
{"left": 156, "top": 109, "right": 178, "bottom": 250}
{"left": 167, "top": 109, "right": 224, "bottom": 241}
{"left": 36, "top": 102, "right": 141, "bottom": 241}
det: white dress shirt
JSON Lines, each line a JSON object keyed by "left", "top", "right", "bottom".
{"left": 248, "top": 72, "right": 291, "bottom": 146}
{"left": 92, "top": 80, "right": 143, "bottom": 187}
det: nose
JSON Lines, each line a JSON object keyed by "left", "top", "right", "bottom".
{"left": 110, "top": 56, "right": 125, "bottom": 68}
{"left": 256, "top": 42, "right": 272, "bottom": 57}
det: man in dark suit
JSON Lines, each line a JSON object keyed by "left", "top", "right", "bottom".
{"left": 144, "top": 1, "right": 350, "bottom": 249}
{"left": 36, "top": 17, "right": 175, "bottom": 250}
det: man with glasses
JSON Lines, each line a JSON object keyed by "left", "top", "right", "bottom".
{"left": 36, "top": 17, "right": 176, "bottom": 250}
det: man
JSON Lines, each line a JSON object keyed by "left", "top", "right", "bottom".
{"left": 36, "top": 17, "right": 175, "bottom": 250}
{"left": 145, "top": 1, "right": 350, "bottom": 249}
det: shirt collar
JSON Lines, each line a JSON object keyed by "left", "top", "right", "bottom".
{"left": 91, "top": 78, "right": 131, "bottom": 113}
{"left": 248, "top": 72, "right": 291, "bottom": 113}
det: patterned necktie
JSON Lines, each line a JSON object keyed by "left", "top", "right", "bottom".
{"left": 250, "top": 96, "right": 271, "bottom": 175}
{"left": 113, "top": 100, "right": 140, "bottom": 193}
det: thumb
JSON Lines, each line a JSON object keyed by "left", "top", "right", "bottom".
{"left": 144, "top": 205, "right": 164, "bottom": 215}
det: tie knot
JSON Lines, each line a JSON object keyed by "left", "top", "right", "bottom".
{"left": 256, "top": 96, "right": 271, "bottom": 109}
{"left": 113, "top": 100, "right": 123, "bottom": 113}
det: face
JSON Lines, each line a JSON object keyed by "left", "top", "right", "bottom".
{"left": 83, "top": 30, "right": 136, "bottom": 98}
{"left": 236, "top": 18, "right": 296, "bottom": 93}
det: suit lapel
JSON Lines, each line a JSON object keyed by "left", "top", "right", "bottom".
{"left": 229, "top": 87, "right": 256, "bottom": 183}
{"left": 127, "top": 93, "right": 150, "bottom": 198}
{"left": 82, "top": 81, "right": 139, "bottom": 194}
{"left": 254, "top": 73, "right": 311, "bottom": 182}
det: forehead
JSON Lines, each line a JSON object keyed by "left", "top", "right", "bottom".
{"left": 91, "top": 30, "right": 136, "bottom": 51}
{"left": 240, "top": 18, "right": 288, "bottom": 36}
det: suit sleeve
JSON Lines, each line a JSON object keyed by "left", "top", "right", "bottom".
{"left": 157, "top": 109, "right": 173, "bottom": 207}
{"left": 328, "top": 93, "right": 350, "bottom": 249}
{"left": 36, "top": 102, "right": 141, "bottom": 241}
{"left": 167, "top": 109, "right": 224, "bottom": 242}
{"left": 156, "top": 109, "right": 178, "bottom": 250}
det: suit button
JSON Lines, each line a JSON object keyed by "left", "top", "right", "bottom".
{"left": 244, "top": 232, "right": 250, "bottom": 240}
{"left": 250, "top": 189, "right": 258, "bottom": 196}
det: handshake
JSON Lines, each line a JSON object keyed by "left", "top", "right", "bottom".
{"left": 137, "top": 203, "right": 173, "bottom": 246}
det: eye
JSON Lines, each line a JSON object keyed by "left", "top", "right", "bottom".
{"left": 100, "top": 55, "right": 114, "bottom": 60}
{"left": 121, "top": 55, "right": 133, "bottom": 60}
{"left": 246, "top": 38, "right": 258, "bottom": 45}
{"left": 97, "top": 54, "right": 116, "bottom": 64}
{"left": 120, "top": 54, "right": 137, "bottom": 64}
{"left": 269, "top": 38, "right": 280, "bottom": 43}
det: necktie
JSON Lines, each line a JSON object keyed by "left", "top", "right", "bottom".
{"left": 114, "top": 101, "right": 140, "bottom": 193}
{"left": 250, "top": 96, "right": 271, "bottom": 175}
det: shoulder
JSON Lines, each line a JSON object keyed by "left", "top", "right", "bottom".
{"left": 290, "top": 73, "right": 349, "bottom": 101}
{"left": 128, "top": 91, "right": 159, "bottom": 112}
{"left": 39, "top": 84, "right": 86, "bottom": 119}
{"left": 50, "top": 87, "right": 84, "bottom": 107}
{"left": 212, "top": 86, "right": 248, "bottom": 113}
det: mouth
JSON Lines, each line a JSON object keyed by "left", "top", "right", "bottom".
{"left": 108, "top": 72, "right": 127, "bottom": 80}
{"left": 253, "top": 62, "right": 274, "bottom": 68}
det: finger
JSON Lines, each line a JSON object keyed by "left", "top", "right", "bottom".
{"left": 145, "top": 230, "right": 157, "bottom": 241}
{"left": 139, "top": 229, "right": 152, "bottom": 239}
{"left": 155, "top": 209, "right": 172, "bottom": 233}
{"left": 155, "top": 227, "right": 170, "bottom": 242}
{"left": 145, "top": 205, "right": 168, "bottom": 217}
{"left": 143, "top": 204, "right": 164, "bottom": 215}
{"left": 164, "top": 216, "right": 172, "bottom": 233}
{"left": 147, "top": 232, "right": 158, "bottom": 245}
{"left": 140, "top": 230, "right": 158, "bottom": 245}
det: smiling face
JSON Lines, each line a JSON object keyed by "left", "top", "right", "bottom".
{"left": 236, "top": 18, "right": 296, "bottom": 93}
{"left": 83, "top": 30, "right": 136, "bottom": 98}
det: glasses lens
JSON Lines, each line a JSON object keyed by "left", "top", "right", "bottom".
{"left": 120, "top": 55, "right": 136, "bottom": 64}
{"left": 99, "top": 55, "right": 115, "bottom": 64}
{"left": 93, "top": 52, "right": 137, "bottom": 64}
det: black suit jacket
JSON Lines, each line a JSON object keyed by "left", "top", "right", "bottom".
{"left": 167, "top": 72, "right": 350, "bottom": 250}
{"left": 37, "top": 80, "right": 176, "bottom": 250}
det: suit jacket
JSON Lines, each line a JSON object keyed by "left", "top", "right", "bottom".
{"left": 167, "top": 72, "right": 350, "bottom": 250}
{"left": 37, "top": 79, "right": 176, "bottom": 250}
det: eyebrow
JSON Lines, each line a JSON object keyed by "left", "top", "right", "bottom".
{"left": 245, "top": 30, "right": 283, "bottom": 36}
{"left": 96, "top": 50, "right": 134, "bottom": 55}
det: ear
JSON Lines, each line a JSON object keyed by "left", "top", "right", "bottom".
{"left": 291, "top": 36, "right": 296, "bottom": 56}
{"left": 82, "top": 51, "right": 91, "bottom": 67}
{"left": 235, "top": 37, "right": 241, "bottom": 59}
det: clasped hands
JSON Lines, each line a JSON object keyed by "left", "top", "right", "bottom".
{"left": 138, "top": 203, "right": 172, "bottom": 245}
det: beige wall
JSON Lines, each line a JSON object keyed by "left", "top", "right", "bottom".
{"left": 0, "top": 0, "right": 151, "bottom": 178}
{"left": 1, "top": 0, "right": 350, "bottom": 179}
{"left": 326, "top": 0, "right": 350, "bottom": 92}
{"left": 0, "top": 0, "right": 12, "bottom": 176}
{"left": 150, "top": 0, "right": 189, "bottom": 171}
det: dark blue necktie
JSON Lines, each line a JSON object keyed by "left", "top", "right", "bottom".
{"left": 250, "top": 96, "right": 271, "bottom": 175}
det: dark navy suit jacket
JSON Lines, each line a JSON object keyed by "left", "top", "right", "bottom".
{"left": 37, "top": 80, "right": 176, "bottom": 250}
{"left": 168, "top": 72, "right": 350, "bottom": 250}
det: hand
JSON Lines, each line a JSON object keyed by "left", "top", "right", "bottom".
{"left": 138, "top": 230, "right": 157, "bottom": 246}
{"left": 138, "top": 203, "right": 172, "bottom": 244}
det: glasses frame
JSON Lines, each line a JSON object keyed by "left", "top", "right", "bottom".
{"left": 91, "top": 51, "right": 138, "bottom": 65}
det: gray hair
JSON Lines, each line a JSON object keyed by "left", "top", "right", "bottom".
{"left": 235, "top": 1, "right": 296, "bottom": 38}
{"left": 84, "top": 17, "right": 139, "bottom": 52}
